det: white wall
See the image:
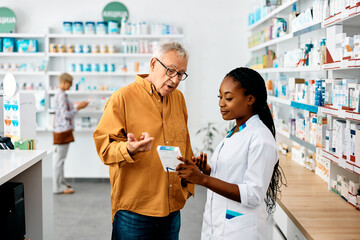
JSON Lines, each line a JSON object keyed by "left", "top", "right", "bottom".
{"left": 1, "top": 0, "right": 251, "bottom": 176}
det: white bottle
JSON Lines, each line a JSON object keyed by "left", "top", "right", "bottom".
{"left": 120, "top": 17, "right": 127, "bottom": 35}
{"left": 323, "top": 0, "right": 329, "bottom": 20}
{"left": 141, "top": 21, "right": 148, "bottom": 35}
{"left": 136, "top": 21, "right": 141, "bottom": 35}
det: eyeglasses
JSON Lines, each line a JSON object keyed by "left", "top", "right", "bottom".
{"left": 155, "top": 58, "right": 188, "bottom": 81}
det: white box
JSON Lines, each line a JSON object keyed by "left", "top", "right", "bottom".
{"left": 341, "top": 182, "right": 349, "bottom": 200}
{"left": 326, "top": 25, "right": 344, "bottom": 63}
{"left": 350, "top": 124, "right": 360, "bottom": 163}
{"left": 355, "top": 129, "right": 360, "bottom": 168}
{"left": 349, "top": 181, "right": 360, "bottom": 195}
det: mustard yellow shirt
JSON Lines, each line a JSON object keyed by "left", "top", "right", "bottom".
{"left": 93, "top": 74, "right": 194, "bottom": 220}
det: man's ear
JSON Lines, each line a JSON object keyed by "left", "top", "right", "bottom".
{"left": 149, "top": 57, "right": 157, "bottom": 72}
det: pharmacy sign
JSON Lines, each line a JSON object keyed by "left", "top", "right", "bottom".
{"left": 102, "top": 2, "right": 129, "bottom": 24}
{"left": 0, "top": 7, "right": 16, "bottom": 33}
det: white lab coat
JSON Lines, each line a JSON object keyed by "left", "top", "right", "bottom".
{"left": 201, "top": 115, "right": 278, "bottom": 240}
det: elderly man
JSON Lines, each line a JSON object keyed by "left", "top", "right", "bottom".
{"left": 93, "top": 41, "right": 194, "bottom": 240}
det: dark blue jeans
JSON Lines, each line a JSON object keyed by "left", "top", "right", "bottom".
{"left": 111, "top": 210, "right": 181, "bottom": 240}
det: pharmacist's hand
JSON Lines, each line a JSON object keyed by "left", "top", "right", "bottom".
{"left": 195, "top": 152, "right": 211, "bottom": 175}
{"left": 76, "top": 101, "right": 89, "bottom": 111}
{"left": 176, "top": 156, "right": 205, "bottom": 186}
{"left": 126, "top": 132, "right": 155, "bottom": 155}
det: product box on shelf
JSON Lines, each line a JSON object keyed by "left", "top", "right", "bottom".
{"left": 333, "top": 119, "right": 347, "bottom": 168}
{"left": 326, "top": 25, "right": 343, "bottom": 64}
{"left": 2, "top": 38, "right": 15, "bottom": 52}
{"left": 355, "top": 128, "right": 360, "bottom": 173}
{"left": 16, "top": 39, "right": 38, "bottom": 53}
{"left": 3, "top": 92, "right": 36, "bottom": 141}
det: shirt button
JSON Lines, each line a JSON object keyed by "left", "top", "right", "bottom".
{"left": 150, "top": 90, "right": 152, "bottom": 94}
{"left": 166, "top": 141, "right": 169, "bottom": 144}
{"left": 170, "top": 185, "right": 172, "bottom": 187}
{"left": 158, "top": 100, "right": 160, "bottom": 102}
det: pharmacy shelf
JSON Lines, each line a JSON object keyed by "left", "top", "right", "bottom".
{"left": 47, "top": 71, "right": 137, "bottom": 77}
{"left": 290, "top": 101, "right": 319, "bottom": 113}
{"left": 47, "top": 53, "right": 152, "bottom": 58}
{"left": 249, "top": 33, "right": 293, "bottom": 52}
{"left": 321, "top": 149, "right": 339, "bottom": 165}
{"left": 256, "top": 65, "right": 323, "bottom": 73}
{"left": 249, "top": 20, "right": 323, "bottom": 52}
{"left": 47, "top": 34, "right": 184, "bottom": 39}
{"left": 320, "top": 106, "right": 360, "bottom": 122}
{"left": 0, "top": 33, "right": 45, "bottom": 38}
{"left": 323, "top": 61, "right": 360, "bottom": 70}
{"left": 323, "top": 10, "right": 360, "bottom": 27}
{"left": 47, "top": 90, "right": 113, "bottom": 95}
{"left": 36, "top": 127, "right": 48, "bottom": 132}
{"left": 47, "top": 109, "right": 103, "bottom": 114}
{"left": 276, "top": 128, "right": 290, "bottom": 138}
{"left": 248, "top": 0, "right": 297, "bottom": 31}
{"left": 0, "top": 52, "right": 46, "bottom": 57}
{"left": 73, "top": 128, "right": 96, "bottom": 132}
{"left": 37, "top": 127, "right": 96, "bottom": 132}
{"left": 290, "top": 134, "right": 317, "bottom": 152}
{"left": 268, "top": 95, "right": 291, "bottom": 105}
{"left": 0, "top": 71, "right": 46, "bottom": 76}
{"left": 331, "top": 66, "right": 360, "bottom": 71}
{"left": 0, "top": 90, "right": 46, "bottom": 95}
{"left": 292, "top": 21, "right": 322, "bottom": 37}
{"left": 321, "top": 149, "right": 360, "bottom": 176}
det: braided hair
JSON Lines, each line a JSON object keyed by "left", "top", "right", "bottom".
{"left": 225, "top": 67, "right": 286, "bottom": 214}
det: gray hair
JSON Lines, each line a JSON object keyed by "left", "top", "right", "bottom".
{"left": 152, "top": 41, "right": 188, "bottom": 60}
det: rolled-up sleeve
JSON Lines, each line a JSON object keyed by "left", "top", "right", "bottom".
{"left": 237, "top": 140, "right": 278, "bottom": 208}
{"left": 93, "top": 92, "right": 134, "bottom": 167}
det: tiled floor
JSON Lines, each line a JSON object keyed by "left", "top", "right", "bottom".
{"left": 53, "top": 179, "right": 207, "bottom": 240}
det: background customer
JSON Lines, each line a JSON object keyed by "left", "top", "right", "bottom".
{"left": 53, "top": 73, "right": 89, "bottom": 194}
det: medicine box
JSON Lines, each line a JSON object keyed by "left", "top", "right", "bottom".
{"left": 16, "top": 39, "right": 38, "bottom": 53}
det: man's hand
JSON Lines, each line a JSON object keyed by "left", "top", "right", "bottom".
{"left": 126, "top": 132, "right": 155, "bottom": 155}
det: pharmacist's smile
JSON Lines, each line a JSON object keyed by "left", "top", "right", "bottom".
{"left": 220, "top": 110, "right": 229, "bottom": 115}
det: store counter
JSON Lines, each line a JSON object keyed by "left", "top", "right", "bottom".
{"left": 276, "top": 155, "right": 360, "bottom": 240}
{"left": 0, "top": 150, "right": 53, "bottom": 240}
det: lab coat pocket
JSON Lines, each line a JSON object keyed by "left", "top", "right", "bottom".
{"left": 224, "top": 209, "right": 256, "bottom": 239}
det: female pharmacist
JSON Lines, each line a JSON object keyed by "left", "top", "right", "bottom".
{"left": 176, "top": 67, "right": 285, "bottom": 239}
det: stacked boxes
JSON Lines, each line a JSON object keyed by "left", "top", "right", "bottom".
{"left": 333, "top": 175, "right": 360, "bottom": 209}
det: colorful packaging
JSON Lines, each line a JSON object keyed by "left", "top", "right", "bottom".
{"left": 66, "top": 44, "right": 74, "bottom": 53}
{"left": 73, "top": 22, "right": 84, "bottom": 34}
{"left": 16, "top": 39, "right": 38, "bottom": 53}
{"left": 2, "top": 38, "right": 15, "bottom": 52}
{"left": 85, "top": 22, "right": 96, "bottom": 34}
{"left": 58, "top": 44, "right": 65, "bottom": 53}
{"left": 83, "top": 44, "right": 91, "bottom": 53}
{"left": 49, "top": 43, "right": 58, "bottom": 53}
{"left": 63, "top": 22, "right": 73, "bottom": 34}
{"left": 74, "top": 44, "right": 83, "bottom": 53}
{"left": 91, "top": 44, "right": 99, "bottom": 53}
{"left": 96, "top": 22, "right": 107, "bottom": 34}
{"left": 108, "top": 20, "right": 118, "bottom": 34}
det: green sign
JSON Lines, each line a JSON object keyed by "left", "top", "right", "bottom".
{"left": 0, "top": 7, "right": 16, "bottom": 33}
{"left": 102, "top": 2, "right": 129, "bottom": 25}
